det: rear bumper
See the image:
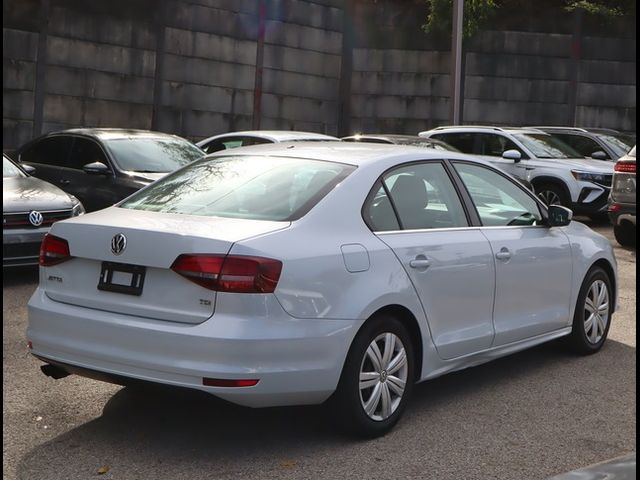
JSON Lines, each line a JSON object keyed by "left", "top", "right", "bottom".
{"left": 27, "top": 288, "right": 362, "bottom": 407}
{"left": 608, "top": 203, "right": 636, "bottom": 226}
{"left": 3, "top": 228, "right": 48, "bottom": 267}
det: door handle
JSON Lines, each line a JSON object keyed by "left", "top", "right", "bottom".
{"left": 409, "top": 257, "right": 431, "bottom": 269}
{"left": 495, "top": 248, "right": 512, "bottom": 261}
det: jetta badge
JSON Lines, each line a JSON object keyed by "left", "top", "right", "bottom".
{"left": 28, "top": 210, "right": 44, "bottom": 227}
{"left": 111, "top": 233, "right": 127, "bottom": 255}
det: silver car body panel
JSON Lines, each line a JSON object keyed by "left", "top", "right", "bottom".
{"left": 27, "top": 143, "right": 618, "bottom": 407}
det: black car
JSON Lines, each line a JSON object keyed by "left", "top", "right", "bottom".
{"left": 16, "top": 129, "right": 205, "bottom": 212}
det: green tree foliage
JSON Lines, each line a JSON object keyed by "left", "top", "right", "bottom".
{"left": 423, "top": 0, "right": 636, "bottom": 38}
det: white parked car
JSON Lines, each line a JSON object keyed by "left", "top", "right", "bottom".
{"left": 196, "top": 130, "right": 339, "bottom": 154}
{"left": 28, "top": 143, "right": 617, "bottom": 437}
{"left": 419, "top": 126, "right": 615, "bottom": 219}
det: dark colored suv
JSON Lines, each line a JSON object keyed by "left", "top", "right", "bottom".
{"left": 16, "top": 129, "right": 204, "bottom": 212}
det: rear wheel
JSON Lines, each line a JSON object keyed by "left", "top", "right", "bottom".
{"left": 332, "top": 314, "right": 415, "bottom": 437}
{"left": 567, "top": 267, "right": 613, "bottom": 354}
{"left": 535, "top": 182, "right": 570, "bottom": 208}
{"left": 614, "top": 223, "right": 636, "bottom": 247}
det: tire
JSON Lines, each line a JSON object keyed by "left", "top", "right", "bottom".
{"left": 614, "top": 223, "right": 636, "bottom": 247}
{"left": 535, "top": 182, "right": 570, "bottom": 208}
{"left": 567, "top": 267, "right": 613, "bottom": 355}
{"left": 331, "top": 313, "right": 415, "bottom": 437}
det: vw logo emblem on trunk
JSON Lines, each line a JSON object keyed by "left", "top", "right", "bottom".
{"left": 28, "top": 210, "right": 44, "bottom": 227}
{"left": 111, "top": 233, "right": 127, "bottom": 255}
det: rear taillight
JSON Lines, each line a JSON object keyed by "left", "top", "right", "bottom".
{"left": 170, "top": 254, "right": 282, "bottom": 293}
{"left": 39, "top": 234, "right": 71, "bottom": 266}
{"left": 615, "top": 161, "right": 636, "bottom": 173}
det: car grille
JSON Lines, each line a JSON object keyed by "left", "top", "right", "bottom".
{"left": 2, "top": 209, "right": 73, "bottom": 229}
{"left": 3, "top": 242, "right": 41, "bottom": 261}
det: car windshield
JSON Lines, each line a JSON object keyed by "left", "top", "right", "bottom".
{"left": 514, "top": 133, "right": 582, "bottom": 159}
{"left": 120, "top": 155, "right": 356, "bottom": 221}
{"left": 597, "top": 134, "right": 636, "bottom": 158}
{"left": 3, "top": 155, "right": 25, "bottom": 178}
{"left": 104, "top": 137, "right": 204, "bottom": 173}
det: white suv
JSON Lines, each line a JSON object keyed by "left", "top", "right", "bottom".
{"left": 419, "top": 126, "right": 615, "bottom": 218}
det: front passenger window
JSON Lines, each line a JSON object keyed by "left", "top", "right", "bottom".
{"left": 454, "top": 162, "right": 542, "bottom": 227}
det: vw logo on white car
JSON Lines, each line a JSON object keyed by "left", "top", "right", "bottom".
{"left": 110, "top": 233, "right": 127, "bottom": 255}
{"left": 28, "top": 210, "right": 44, "bottom": 227}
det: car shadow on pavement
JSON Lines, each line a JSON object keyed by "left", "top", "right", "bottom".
{"left": 15, "top": 339, "right": 636, "bottom": 480}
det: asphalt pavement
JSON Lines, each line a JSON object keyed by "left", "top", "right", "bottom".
{"left": 2, "top": 220, "right": 636, "bottom": 480}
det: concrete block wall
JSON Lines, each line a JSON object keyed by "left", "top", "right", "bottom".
{"left": 40, "top": 3, "right": 157, "bottom": 134}
{"left": 350, "top": 48, "right": 451, "bottom": 134}
{"left": 463, "top": 31, "right": 574, "bottom": 127}
{"left": 258, "top": 0, "right": 343, "bottom": 135}
{"left": 3, "top": 28, "right": 39, "bottom": 147}
{"left": 159, "top": 0, "right": 259, "bottom": 140}
{"left": 575, "top": 36, "right": 636, "bottom": 132}
{"left": 2, "top": 1, "right": 636, "bottom": 150}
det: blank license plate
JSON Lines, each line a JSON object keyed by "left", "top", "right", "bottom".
{"left": 97, "top": 261, "right": 146, "bottom": 296}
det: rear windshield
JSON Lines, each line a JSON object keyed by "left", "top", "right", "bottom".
{"left": 104, "top": 137, "right": 204, "bottom": 173}
{"left": 120, "top": 155, "right": 355, "bottom": 221}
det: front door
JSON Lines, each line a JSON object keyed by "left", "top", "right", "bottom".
{"left": 453, "top": 162, "right": 573, "bottom": 345}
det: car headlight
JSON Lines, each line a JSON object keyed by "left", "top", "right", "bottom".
{"left": 70, "top": 196, "right": 85, "bottom": 216}
{"left": 571, "top": 170, "right": 608, "bottom": 184}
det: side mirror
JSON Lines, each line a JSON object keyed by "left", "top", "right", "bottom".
{"left": 22, "top": 164, "right": 36, "bottom": 175}
{"left": 590, "top": 151, "right": 609, "bottom": 161}
{"left": 502, "top": 149, "right": 522, "bottom": 162}
{"left": 547, "top": 205, "right": 573, "bottom": 227}
{"left": 83, "top": 161, "right": 110, "bottom": 175}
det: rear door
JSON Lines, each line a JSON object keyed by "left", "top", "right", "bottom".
{"left": 365, "top": 161, "right": 496, "bottom": 359}
{"left": 452, "top": 161, "right": 573, "bottom": 345}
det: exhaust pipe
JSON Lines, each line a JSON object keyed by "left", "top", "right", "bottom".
{"left": 40, "top": 364, "right": 70, "bottom": 380}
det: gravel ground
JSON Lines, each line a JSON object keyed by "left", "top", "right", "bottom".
{"left": 2, "top": 220, "right": 635, "bottom": 480}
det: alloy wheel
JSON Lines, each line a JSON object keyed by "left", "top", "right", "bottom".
{"left": 359, "top": 332, "right": 408, "bottom": 421}
{"left": 538, "top": 189, "right": 562, "bottom": 206}
{"left": 584, "top": 279, "right": 610, "bottom": 344}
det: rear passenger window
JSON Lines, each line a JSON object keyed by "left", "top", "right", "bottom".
{"left": 20, "top": 136, "right": 73, "bottom": 167}
{"left": 363, "top": 181, "right": 401, "bottom": 231}
{"left": 364, "top": 162, "right": 469, "bottom": 231}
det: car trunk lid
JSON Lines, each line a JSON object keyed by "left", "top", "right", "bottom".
{"left": 42, "top": 207, "right": 289, "bottom": 324}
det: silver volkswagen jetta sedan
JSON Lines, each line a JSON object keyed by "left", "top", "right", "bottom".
{"left": 3, "top": 154, "right": 84, "bottom": 267}
{"left": 27, "top": 143, "right": 616, "bottom": 437}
